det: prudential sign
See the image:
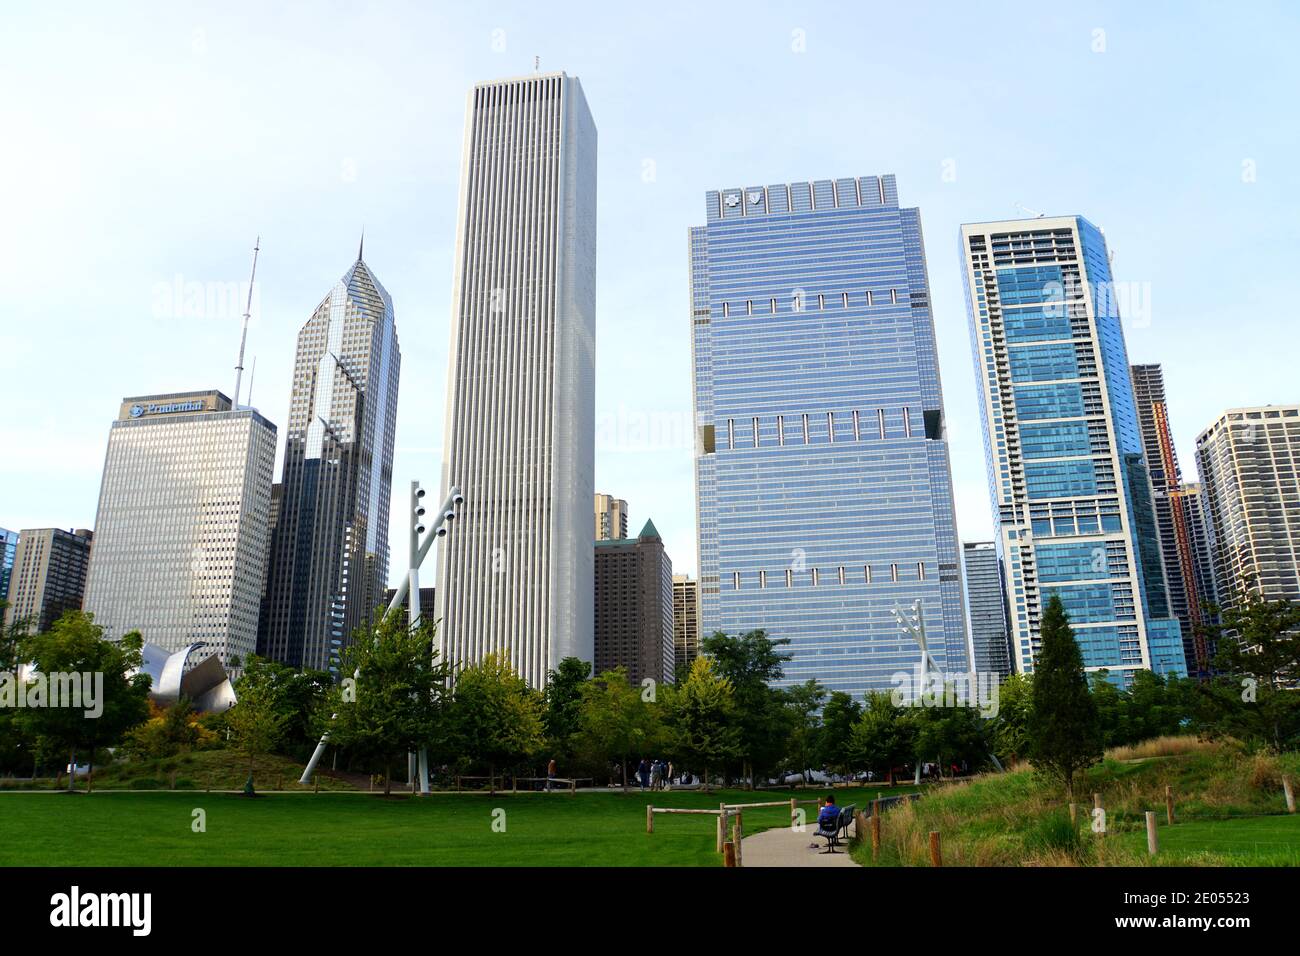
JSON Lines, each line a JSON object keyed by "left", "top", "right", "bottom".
{"left": 130, "top": 400, "right": 205, "bottom": 418}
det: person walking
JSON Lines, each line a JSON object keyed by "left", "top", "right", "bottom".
{"left": 546, "top": 757, "right": 557, "bottom": 792}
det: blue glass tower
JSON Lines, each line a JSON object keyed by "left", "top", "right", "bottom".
{"left": 959, "top": 217, "right": 1186, "bottom": 683}
{"left": 691, "top": 176, "right": 969, "bottom": 700}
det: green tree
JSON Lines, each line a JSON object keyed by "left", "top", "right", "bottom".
{"left": 1089, "top": 669, "right": 1127, "bottom": 748}
{"left": 780, "top": 679, "right": 827, "bottom": 785}
{"left": 235, "top": 655, "right": 332, "bottom": 760}
{"left": 818, "top": 691, "right": 862, "bottom": 777}
{"left": 699, "top": 629, "right": 792, "bottom": 787}
{"left": 0, "top": 601, "right": 35, "bottom": 774}
{"left": 543, "top": 656, "right": 591, "bottom": 764}
{"left": 14, "top": 611, "right": 151, "bottom": 792}
{"left": 662, "top": 656, "right": 740, "bottom": 792}
{"left": 911, "top": 693, "right": 988, "bottom": 777}
{"left": 120, "top": 697, "right": 216, "bottom": 760}
{"left": 575, "top": 667, "right": 661, "bottom": 791}
{"left": 1027, "top": 595, "right": 1102, "bottom": 797}
{"left": 446, "top": 653, "right": 546, "bottom": 791}
{"left": 323, "top": 611, "right": 448, "bottom": 796}
{"left": 849, "top": 691, "right": 915, "bottom": 782}
{"left": 228, "top": 672, "right": 290, "bottom": 795}
{"left": 989, "top": 672, "right": 1033, "bottom": 765}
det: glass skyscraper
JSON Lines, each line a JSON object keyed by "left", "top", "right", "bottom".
{"left": 963, "top": 541, "right": 1013, "bottom": 681}
{"left": 691, "top": 175, "right": 969, "bottom": 700}
{"left": 960, "top": 217, "right": 1186, "bottom": 683}
{"left": 258, "top": 249, "right": 400, "bottom": 674}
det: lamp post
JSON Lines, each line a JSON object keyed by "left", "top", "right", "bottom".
{"left": 893, "top": 600, "right": 934, "bottom": 786}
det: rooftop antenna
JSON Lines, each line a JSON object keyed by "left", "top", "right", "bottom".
{"left": 246, "top": 356, "right": 257, "bottom": 409}
{"left": 534, "top": 55, "right": 539, "bottom": 73}
{"left": 234, "top": 237, "right": 261, "bottom": 408}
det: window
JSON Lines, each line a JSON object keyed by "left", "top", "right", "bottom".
{"left": 777, "top": 415, "right": 785, "bottom": 446}
{"left": 722, "top": 302, "right": 729, "bottom": 318}
{"left": 890, "top": 288, "right": 898, "bottom": 304}
{"left": 732, "top": 571, "right": 741, "bottom": 590}
{"left": 817, "top": 294, "right": 825, "bottom": 310}
{"left": 877, "top": 409, "right": 886, "bottom": 439}
{"left": 727, "top": 419, "right": 735, "bottom": 450}
{"left": 864, "top": 565, "right": 872, "bottom": 584}
{"left": 811, "top": 568, "right": 820, "bottom": 586}
{"left": 827, "top": 412, "right": 835, "bottom": 443}
{"left": 770, "top": 298, "right": 777, "bottom": 314}
{"left": 852, "top": 409, "right": 861, "bottom": 441}
{"left": 838, "top": 566, "right": 846, "bottom": 585}
{"left": 842, "top": 292, "right": 849, "bottom": 308}
{"left": 785, "top": 568, "right": 793, "bottom": 588}
{"left": 917, "top": 562, "right": 926, "bottom": 580}
{"left": 903, "top": 407, "right": 912, "bottom": 438}
{"left": 759, "top": 570, "right": 767, "bottom": 588}
{"left": 792, "top": 294, "right": 801, "bottom": 313}
{"left": 802, "top": 413, "right": 810, "bottom": 443}
{"left": 746, "top": 300, "right": 753, "bottom": 316}
{"left": 867, "top": 290, "right": 875, "bottom": 306}
{"left": 890, "top": 563, "right": 898, "bottom": 582}
{"left": 752, "top": 416, "right": 760, "bottom": 447}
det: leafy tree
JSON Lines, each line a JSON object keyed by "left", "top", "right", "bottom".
{"left": 849, "top": 691, "right": 916, "bottom": 782}
{"left": 989, "top": 672, "right": 1033, "bottom": 764}
{"left": 14, "top": 611, "right": 151, "bottom": 792}
{"left": 662, "top": 656, "right": 740, "bottom": 792}
{"left": 1027, "top": 595, "right": 1102, "bottom": 797}
{"left": 1089, "top": 670, "right": 1127, "bottom": 748}
{"left": 780, "top": 679, "right": 827, "bottom": 784}
{"left": 228, "top": 673, "right": 290, "bottom": 795}
{"left": 575, "top": 667, "right": 661, "bottom": 791}
{"left": 699, "top": 629, "right": 792, "bottom": 787}
{"left": 446, "top": 653, "right": 546, "bottom": 790}
{"left": 235, "top": 655, "right": 332, "bottom": 760}
{"left": 0, "top": 602, "right": 34, "bottom": 774}
{"left": 322, "top": 611, "right": 448, "bottom": 796}
{"left": 911, "top": 692, "right": 988, "bottom": 777}
{"left": 818, "top": 691, "right": 862, "bottom": 777}
{"left": 120, "top": 698, "right": 216, "bottom": 760}
{"left": 543, "top": 656, "right": 591, "bottom": 764}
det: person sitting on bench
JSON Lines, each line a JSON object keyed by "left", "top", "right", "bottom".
{"left": 811, "top": 795, "right": 839, "bottom": 848}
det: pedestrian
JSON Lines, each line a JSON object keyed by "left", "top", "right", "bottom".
{"left": 638, "top": 758, "right": 651, "bottom": 790}
{"left": 546, "top": 757, "right": 557, "bottom": 792}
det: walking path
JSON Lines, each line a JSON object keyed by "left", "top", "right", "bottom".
{"left": 741, "top": 819, "right": 861, "bottom": 867}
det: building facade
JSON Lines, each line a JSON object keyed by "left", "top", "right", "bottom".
{"left": 3, "top": 527, "right": 93, "bottom": 633}
{"left": 383, "top": 586, "right": 437, "bottom": 625}
{"left": 1130, "top": 363, "right": 1217, "bottom": 675}
{"left": 1195, "top": 406, "right": 1300, "bottom": 611}
{"left": 594, "top": 520, "right": 673, "bottom": 686}
{"left": 594, "top": 493, "right": 628, "bottom": 541}
{"left": 963, "top": 541, "right": 1013, "bottom": 681}
{"left": 672, "top": 573, "right": 699, "bottom": 671}
{"left": 258, "top": 250, "right": 401, "bottom": 673}
{"left": 436, "top": 72, "right": 597, "bottom": 688}
{"left": 691, "top": 174, "right": 969, "bottom": 699}
{"left": 82, "top": 390, "right": 275, "bottom": 664}
{"left": 960, "top": 217, "right": 1186, "bottom": 683}
{"left": 0, "top": 528, "right": 16, "bottom": 610}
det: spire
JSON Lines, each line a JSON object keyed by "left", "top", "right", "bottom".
{"left": 357, "top": 229, "right": 364, "bottom": 263}
{"left": 637, "top": 518, "right": 661, "bottom": 540}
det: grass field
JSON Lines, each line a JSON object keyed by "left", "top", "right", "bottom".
{"left": 1125, "top": 815, "right": 1300, "bottom": 866}
{"left": 0, "top": 783, "right": 915, "bottom": 867}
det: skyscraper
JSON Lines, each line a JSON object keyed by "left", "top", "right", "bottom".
{"left": 3, "top": 528, "right": 92, "bottom": 634}
{"left": 960, "top": 217, "right": 1186, "bottom": 683}
{"left": 0, "top": 528, "right": 17, "bottom": 609}
{"left": 672, "top": 573, "right": 699, "bottom": 671}
{"left": 82, "top": 391, "right": 275, "bottom": 665}
{"left": 691, "top": 175, "right": 969, "bottom": 699}
{"left": 1195, "top": 406, "right": 1300, "bottom": 611}
{"left": 1130, "top": 363, "right": 1216, "bottom": 675}
{"left": 593, "top": 519, "right": 674, "bottom": 686}
{"left": 594, "top": 493, "right": 628, "bottom": 541}
{"left": 963, "top": 541, "right": 1013, "bottom": 681}
{"left": 259, "top": 249, "right": 401, "bottom": 673}
{"left": 436, "top": 72, "right": 597, "bottom": 688}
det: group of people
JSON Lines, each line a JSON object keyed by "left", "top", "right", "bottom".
{"left": 636, "top": 757, "right": 674, "bottom": 791}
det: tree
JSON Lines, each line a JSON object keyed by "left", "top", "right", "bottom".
{"left": 989, "top": 672, "right": 1033, "bottom": 765}
{"left": 120, "top": 697, "right": 216, "bottom": 760}
{"left": 780, "top": 680, "right": 827, "bottom": 784}
{"left": 911, "top": 693, "right": 988, "bottom": 777}
{"left": 818, "top": 691, "right": 862, "bottom": 777}
{"left": 1027, "top": 595, "right": 1102, "bottom": 797}
{"left": 446, "top": 653, "right": 546, "bottom": 791}
{"left": 228, "top": 672, "right": 289, "bottom": 796}
{"left": 0, "top": 601, "right": 34, "bottom": 774}
{"left": 322, "top": 611, "right": 448, "bottom": 796}
{"left": 235, "top": 655, "right": 332, "bottom": 760}
{"left": 1089, "top": 669, "right": 1127, "bottom": 748}
{"left": 849, "top": 692, "right": 916, "bottom": 783}
{"left": 543, "top": 656, "right": 591, "bottom": 764}
{"left": 699, "top": 629, "right": 792, "bottom": 787}
{"left": 662, "top": 656, "right": 741, "bottom": 791}
{"left": 575, "top": 667, "right": 661, "bottom": 791}
{"left": 13, "top": 611, "right": 151, "bottom": 792}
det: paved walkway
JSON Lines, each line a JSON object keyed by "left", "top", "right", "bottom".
{"left": 741, "top": 820, "right": 861, "bottom": 867}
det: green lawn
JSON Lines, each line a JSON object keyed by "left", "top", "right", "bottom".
{"left": 0, "top": 784, "right": 909, "bottom": 867}
{"left": 1127, "top": 814, "right": 1300, "bottom": 866}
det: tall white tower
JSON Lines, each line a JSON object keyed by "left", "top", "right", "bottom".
{"left": 436, "top": 72, "right": 597, "bottom": 687}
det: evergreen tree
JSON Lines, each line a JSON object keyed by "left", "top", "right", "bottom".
{"left": 663, "top": 657, "right": 740, "bottom": 792}
{"left": 1027, "top": 595, "right": 1102, "bottom": 797}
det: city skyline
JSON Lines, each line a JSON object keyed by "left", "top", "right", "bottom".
{"left": 3, "top": 3, "right": 1298, "bottom": 593}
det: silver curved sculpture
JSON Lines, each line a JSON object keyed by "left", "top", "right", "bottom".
{"left": 136, "top": 642, "right": 237, "bottom": 713}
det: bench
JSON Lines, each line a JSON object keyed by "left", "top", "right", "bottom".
{"left": 812, "top": 804, "right": 856, "bottom": 854}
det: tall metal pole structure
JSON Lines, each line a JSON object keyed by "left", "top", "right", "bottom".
{"left": 233, "top": 237, "right": 261, "bottom": 408}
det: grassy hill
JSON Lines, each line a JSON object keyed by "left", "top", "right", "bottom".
{"left": 852, "top": 737, "right": 1300, "bottom": 866}
{"left": 0, "top": 750, "right": 363, "bottom": 792}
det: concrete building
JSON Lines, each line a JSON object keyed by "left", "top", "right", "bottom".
{"left": 81, "top": 390, "right": 275, "bottom": 665}
{"left": 258, "top": 248, "right": 401, "bottom": 674}
{"left": 963, "top": 541, "right": 1013, "bottom": 681}
{"left": 1195, "top": 406, "right": 1300, "bottom": 611}
{"left": 3, "top": 528, "right": 93, "bottom": 633}
{"left": 383, "top": 586, "right": 437, "bottom": 625}
{"left": 594, "top": 493, "right": 629, "bottom": 541}
{"left": 960, "top": 217, "right": 1186, "bottom": 683}
{"left": 436, "top": 72, "right": 598, "bottom": 688}
{"left": 672, "top": 573, "right": 699, "bottom": 671}
{"left": 691, "top": 174, "right": 969, "bottom": 698}
{"left": 594, "top": 520, "right": 673, "bottom": 686}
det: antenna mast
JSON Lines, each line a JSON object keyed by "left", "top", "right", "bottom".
{"left": 234, "top": 237, "right": 261, "bottom": 408}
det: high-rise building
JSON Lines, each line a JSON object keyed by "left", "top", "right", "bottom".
{"left": 672, "top": 574, "right": 699, "bottom": 671}
{"left": 383, "top": 586, "right": 437, "bottom": 624}
{"left": 593, "top": 520, "right": 673, "bottom": 685}
{"left": 3, "top": 527, "right": 93, "bottom": 633}
{"left": 963, "top": 542, "right": 1013, "bottom": 681}
{"left": 1130, "top": 363, "right": 1217, "bottom": 675}
{"left": 0, "top": 528, "right": 17, "bottom": 610}
{"left": 258, "top": 248, "right": 401, "bottom": 673}
{"left": 81, "top": 391, "right": 275, "bottom": 665}
{"left": 1195, "top": 406, "right": 1300, "bottom": 612}
{"left": 594, "top": 493, "right": 628, "bottom": 541}
{"left": 691, "top": 174, "right": 969, "bottom": 699}
{"left": 960, "top": 217, "right": 1186, "bottom": 683}
{"left": 436, "top": 72, "right": 597, "bottom": 688}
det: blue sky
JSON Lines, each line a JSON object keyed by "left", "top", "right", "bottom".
{"left": 2, "top": 1, "right": 1297, "bottom": 584}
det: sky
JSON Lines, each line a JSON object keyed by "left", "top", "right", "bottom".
{"left": 2, "top": 1, "right": 1298, "bottom": 586}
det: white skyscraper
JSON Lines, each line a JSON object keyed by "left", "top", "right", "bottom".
{"left": 436, "top": 72, "right": 597, "bottom": 687}
{"left": 83, "top": 391, "right": 276, "bottom": 666}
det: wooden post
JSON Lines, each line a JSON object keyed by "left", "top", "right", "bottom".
{"left": 871, "top": 812, "right": 881, "bottom": 858}
{"left": 1093, "top": 792, "right": 1101, "bottom": 810}
{"left": 790, "top": 797, "right": 798, "bottom": 826}
{"left": 1145, "top": 811, "right": 1158, "bottom": 855}
{"left": 732, "top": 811, "right": 744, "bottom": 867}
{"left": 646, "top": 805, "right": 654, "bottom": 834}
{"left": 1283, "top": 775, "right": 1296, "bottom": 814}
{"left": 928, "top": 830, "right": 942, "bottom": 867}
{"left": 570, "top": 779, "right": 577, "bottom": 796}
{"left": 716, "top": 812, "right": 726, "bottom": 853}
{"left": 723, "top": 841, "right": 737, "bottom": 867}
{"left": 1069, "top": 803, "right": 1078, "bottom": 826}
{"left": 1165, "top": 785, "right": 1175, "bottom": 825}
{"left": 854, "top": 809, "right": 867, "bottom": 843}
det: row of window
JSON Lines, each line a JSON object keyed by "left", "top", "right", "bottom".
{"left": 729, "top": 562, "right": 928, "bottom": 589}
{"left": 718, "top": 288, "right": 904, "bottom": 318}
{"left": 724, "top": 407, "right": 915, "bottom": 449}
